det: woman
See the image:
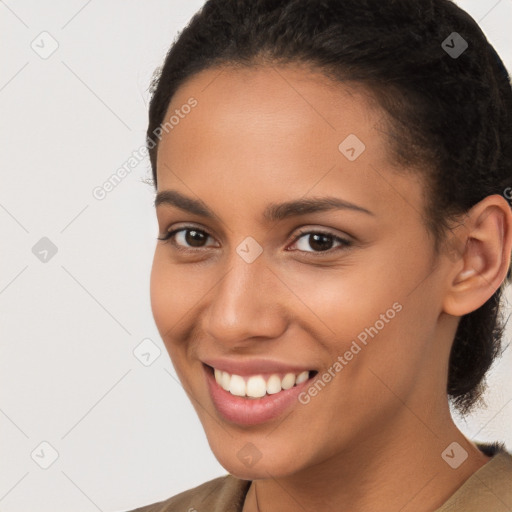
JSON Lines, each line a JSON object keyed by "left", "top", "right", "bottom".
{"left": 129, "top": 0, "right": 512, "bottom": 510}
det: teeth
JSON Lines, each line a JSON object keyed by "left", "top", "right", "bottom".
{"left": 266, "top": 375, "right": 282, "bottom": 395}
{"left": 246, "top": 376, "right": 267, "bottom": 398}
{"left": 213, "top": 367, "right": 311, "bottom": 398}
{"left": 221, "top": 371, "right": 231, "bottom": 391}
{"left": 229, "top": 374, "right": 246, "bottom": 396}
{"left": 281, "top": 373, "right": 296, "bottom": 390}
{"left": 296, "top": 370, "right": 309, "bottom": 384}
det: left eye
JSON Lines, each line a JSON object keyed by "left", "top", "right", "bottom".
{"left": 289, "top": 231, "right": 351, "bottom": 253}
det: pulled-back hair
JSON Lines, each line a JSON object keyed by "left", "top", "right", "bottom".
{"left": 147, "top": 0, "right": 512, "bottom": 415}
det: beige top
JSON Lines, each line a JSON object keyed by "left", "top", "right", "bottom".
{"left": 128, "top": 444, "right": 512, "bottom": 511}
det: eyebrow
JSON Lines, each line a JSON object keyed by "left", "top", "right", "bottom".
{"left": 154, "top": 189, "right": 374, "bottom": 223}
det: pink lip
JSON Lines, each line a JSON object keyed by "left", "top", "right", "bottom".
{"left": 202, "top": 357, "right": 313, "bottom": 377}
{"left": 203, "top": 363, "right": 315, "bottom": 426}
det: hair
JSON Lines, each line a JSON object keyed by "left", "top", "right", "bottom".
{"left": 147, "top": 0, "right": 512, "bottom": 415}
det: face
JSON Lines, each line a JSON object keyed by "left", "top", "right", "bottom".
{"left": 150, "top": 64, "right": 452, "bottom": 479}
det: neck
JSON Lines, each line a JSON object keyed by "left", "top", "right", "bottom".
{"left": 242, "top": 403, "right": 491, "bottom": 512}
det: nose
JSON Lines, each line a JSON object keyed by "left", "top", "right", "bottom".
{"left": 202, "top": 251, "right": 288, "bottom": 346}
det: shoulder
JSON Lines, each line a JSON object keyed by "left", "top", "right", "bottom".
{"left": 126, "top": 474, "right": 251, "bottom": 512}
{"left": 436, "top": 442, "right": 512, "bottom": 512}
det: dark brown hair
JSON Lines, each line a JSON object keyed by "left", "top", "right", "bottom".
{"left": 146, "top": 0, "right": 512, "bottom": 415}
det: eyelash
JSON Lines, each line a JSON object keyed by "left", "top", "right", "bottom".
{"left": 157, "top": 225, "right": 352, "bottom": 255}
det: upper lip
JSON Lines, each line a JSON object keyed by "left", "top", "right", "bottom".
{"left": 202, "top": 357, "right": 314, "bottom": 376}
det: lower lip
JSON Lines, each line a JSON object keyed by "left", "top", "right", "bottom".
{"left": 203, "top": 364, "right": 314, "bottom": 426}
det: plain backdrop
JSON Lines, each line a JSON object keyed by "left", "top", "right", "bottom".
{"left": 1, "top": 1, "right": 511, "bottom": 511}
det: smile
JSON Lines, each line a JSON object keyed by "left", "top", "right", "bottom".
{"left": 213, "top": 367, "right": 313, "bottom": 399}
{"left": 203, "top": 363, "right": 319, "bottom": 425}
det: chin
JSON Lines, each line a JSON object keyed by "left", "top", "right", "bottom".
{"left": 208, "top": 438, "right": 305, "bottom": 480}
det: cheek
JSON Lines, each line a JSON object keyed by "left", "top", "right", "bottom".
{"left": 149, "top": 250, "right": 194, "bottom": 346}
{"left": 280, "top": 258, "right": 405, "bottom": 345}
{"left": 149, "top": 250, "right": 207, "bottom": 333}
{"left": 149, "top": 254, "right": 200, "bottom": 389}
{"left": 279, "top": 252, "right": 435, "bottom": 393}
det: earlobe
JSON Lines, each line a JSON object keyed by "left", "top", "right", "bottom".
{"left": 443, "top": 195, "right": 512, "bottom": 317}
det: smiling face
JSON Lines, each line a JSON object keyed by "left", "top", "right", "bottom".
{"left": 150, "top": 64, "right": 456, "bottom": 479}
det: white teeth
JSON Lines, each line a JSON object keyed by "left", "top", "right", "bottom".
{"left": 266, "top": 374, "right": 282, "bottom": 395}
{"left": 221, "top": 371, "right": 231, "bottom": 391}
{"left": 212, "top": 367, "right": 312, "bottom": 398}
{"left": 281, "top": 373, "right": 296, "bottom": 390}
{"left": 246, "top": 376, "right": 267, "bottom": 398}
{"left": 296, "top": 370, "right": 309, "bottom": 384}
{"left": 229, "top": 374, "right": 246, "bottom": 396}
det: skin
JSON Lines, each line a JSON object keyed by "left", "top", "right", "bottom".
{"left": 150, "top": 64, "right": 512, "bottom": 512}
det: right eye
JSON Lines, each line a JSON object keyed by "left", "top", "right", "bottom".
{"left": 157, "top": 226, "right": 217, "bottom": 252}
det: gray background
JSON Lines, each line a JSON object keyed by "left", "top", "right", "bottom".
{"left": 0, "top": 1, "right": 511, "bottom": 511}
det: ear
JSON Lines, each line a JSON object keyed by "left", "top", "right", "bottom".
{"left": 442, "top": 194, "right": 512, "bottom": 317}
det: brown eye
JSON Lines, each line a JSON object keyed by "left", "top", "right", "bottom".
{"left": 182, "top": 229, "right": 208, "bottom": 247}
{"left": 289, "top": 230, "right": 351, "bottom": 253}
{"left": 306, "top": 233, "right": 335, "bottom": 251}
{"left": 157, "top": 227, "right": 215, "bottom": 250}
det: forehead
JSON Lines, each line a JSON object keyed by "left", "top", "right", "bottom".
{"left": 154, "top": 64, "right": 426, "bottom": 229}
{"left": 157, "top": 64, "right": 387, "bottom": 176}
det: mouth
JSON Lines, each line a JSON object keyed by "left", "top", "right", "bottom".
{"left": 205, "top": 364, "right": 318, "bottom": 399}
{"left": 202, "top": 363, "right": 319, "bottom": 426}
